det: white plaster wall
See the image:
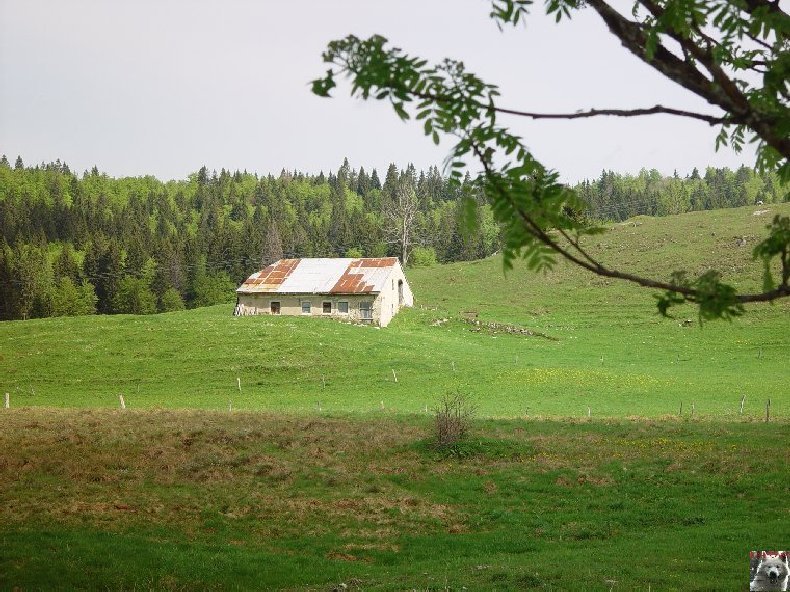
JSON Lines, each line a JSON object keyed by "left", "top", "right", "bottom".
{"left": 236, "top": 262, "right": 413, "bottom": 327}
{"left": 237, "top": 293, "right": 381, "bottom": 324}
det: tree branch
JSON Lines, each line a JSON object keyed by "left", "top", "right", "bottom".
{"left": 745, "top": 32, "right": 773, "bottom": 51}
{"left": 557, "top": 228, "right": 602, "bottom": 268}
{"left": 585, "top": 0, "right": 734, "bottom": 109}
{"left": 492, "top": 104, "right": 728, "bottom": 125}
{"left": 586, "top": 0, "right": 790, "bottom": 159}
{"left": 409, "top": 86, "right": 728, "bottom": 125}
{"left": 470, "top": 140, "right": 790, "bottom": 306}
{"left": 638, "top": 0, "right": 751, "bottom": 113}
{"left": 741, "top": 0, "right": 788, "bottom": 19}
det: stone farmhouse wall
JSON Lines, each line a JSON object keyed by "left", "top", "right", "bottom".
{"left": 236, "top": 263, "right": 414, "bottom": 327}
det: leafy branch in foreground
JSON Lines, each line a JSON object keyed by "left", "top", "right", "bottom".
{"left": 312, "top": 0, "right": 790, "bottom": 319}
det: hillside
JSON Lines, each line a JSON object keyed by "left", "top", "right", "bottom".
{"left": 1, "top": 203, "right": 788, "bottom": 418}
{"left": 2, "top": 204, "right": 788, "bottom": 590}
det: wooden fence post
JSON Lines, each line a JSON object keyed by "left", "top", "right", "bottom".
{"left": 4, "top": 393, "right": 8, "bottom": 409}
{"left": 119, "top": 394, "right": 126, "bottom": 410}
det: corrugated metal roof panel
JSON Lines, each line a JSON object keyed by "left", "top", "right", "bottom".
{"left": 236, "top": 258, "right": 400, "bottom": 294}
{"left": 280, "top": 258, "right": 351, "bottom": 292}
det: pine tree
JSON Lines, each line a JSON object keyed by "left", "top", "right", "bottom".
{"left": 337, "top": 157, "right": 351, "bottom": 187}
{"left": 0, "top": 240, "right": 14, "bottom": 320}
{"left": 382, "top": 164, "right": 400, "bottom": 199}
{"left": 12, "top": 242, "right": 53, "bottom": 318}
{"left": 53, "top": 243, "right": 81, "bottom": 283}
{"left": 356, "top": 167, "right": 370, "bottom": 196}
{"left": 370, "top": 168, "right": 381, "bottom": 191}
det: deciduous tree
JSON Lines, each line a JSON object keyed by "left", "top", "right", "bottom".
{"left": 312, "top": 0, "right": 790, "bottom": 319}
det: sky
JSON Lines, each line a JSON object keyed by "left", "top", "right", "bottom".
{"left": 0, "top": 0, "right": 756, "bottom": 183}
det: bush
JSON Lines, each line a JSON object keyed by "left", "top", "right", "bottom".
{"left": 112, "top": 276, "right": 157, "bottom": 314}
{"left": 409, "top": 246, "right": 437, "bottom": 268}
{"left": 159, "top": 287, "right": 185, "bottom": 312}
{"left": 192, "top": 271, "right": 235, "bottom": 307}
{"left": 433, "top": 391, "right": 476, "bottom": 449}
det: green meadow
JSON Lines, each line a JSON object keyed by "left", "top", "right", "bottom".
{"left": 1, "top": 204, "right": 789, "bottom": 590}
{"left": 1, "top": 411, "right": 787, "bottom": 590}
{"left": 2, "top": 204, "right": 788, "bottom": 418}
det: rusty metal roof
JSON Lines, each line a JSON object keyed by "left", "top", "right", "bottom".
{"left": 237, "top": 258, "right": 401, "bottom": 294}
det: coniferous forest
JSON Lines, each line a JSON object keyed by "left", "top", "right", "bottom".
{"left": 0, "top": 154, "right": 785, "bottom": 320}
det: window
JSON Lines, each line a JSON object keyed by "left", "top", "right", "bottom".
{"left": 322, "top": 301, "right": 332, "bottom": 314}
{"left": 301, "top": 301, "right": 311, "bottom": 314}
{"left": 338, "top": 301, "right": 349, "bottom": 314}
{"left": 359, "top": 301, "right": 373, "bottom": 321}
{"left": 270, "top": 301, "right": 280, "bottom": 315}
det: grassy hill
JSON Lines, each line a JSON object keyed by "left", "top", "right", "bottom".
{"left": 1, "top": 205, "right": 788, "bottom": 590}
{"left": 1, "top": 203, "right": 788, "bottom": 419}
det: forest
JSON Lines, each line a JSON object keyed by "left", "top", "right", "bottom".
{"left": 0, "top": 154, "right": 785, "bottom": 320}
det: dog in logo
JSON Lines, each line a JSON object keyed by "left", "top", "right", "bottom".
{"left": 751, "top": 552, "right": 789, "bottom": 591}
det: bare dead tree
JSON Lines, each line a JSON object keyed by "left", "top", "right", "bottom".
{"left": 383, "top": 178, "right": 419, "bottom": 266}
{"left": 260, "top": 220, "right": 284, "bottom": 268}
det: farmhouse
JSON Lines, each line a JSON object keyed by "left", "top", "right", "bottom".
{"left": 235, "top": 257, "right": 413, "bottom": 327}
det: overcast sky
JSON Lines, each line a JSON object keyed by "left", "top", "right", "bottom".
{"left": 0, "top": 0, "right": 755, "bottom": 183}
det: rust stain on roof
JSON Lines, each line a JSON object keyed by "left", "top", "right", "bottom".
{"left": 237, "top": 257, "right": 401, "bottom": 294}
{"left": 329, "top": 258, "right": 397, "bottom": 294}
{"left": 238, "top": 258, "right": 300, "bottom": 291}
{"left": 354, "top": 257, "right": 399, "bottom": 268}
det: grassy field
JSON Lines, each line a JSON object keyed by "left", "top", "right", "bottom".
{"left": 1, "top": 410, "right": 787, "bottom": 590}
{"left": 1, "top": 204, "right": 789, "bottom": 590}
{"left": 1, "top": 204, "right": 788, "bottom": 419}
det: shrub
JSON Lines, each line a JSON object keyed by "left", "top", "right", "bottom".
{"left": 345, "top": 247, "right": 364, "bottom": 258}
{"left": 192, "top": 271, "right": 235, "bottom": 307}
{"left": 433, "top": 391, "right": 476, "bottom": 449}
{"left": 409, "top": 246, "right": 437, "bottom": 268}
{"left": 51, "top": 277, "right": 97, "bottom": 317}
{"left": 112, "top": 276, "right": 157, "bottom": 314}
{"left": 159, "top": 287, "right": 185, "bottom": 312}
